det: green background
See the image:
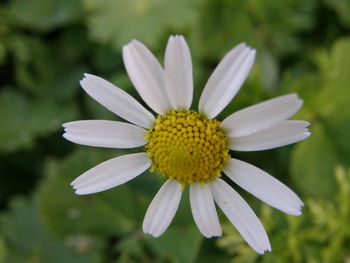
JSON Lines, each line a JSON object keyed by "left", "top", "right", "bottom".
{"left": 1, "top": 0, "right": 350, "bottom": 262}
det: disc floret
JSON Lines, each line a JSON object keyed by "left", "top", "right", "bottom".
{"left": 145, "top": 110, "right": 229, "bottom": 187}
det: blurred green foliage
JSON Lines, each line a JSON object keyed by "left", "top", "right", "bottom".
{"left": 218, "top": 166, "right": 350, "bottom": 263}
{"left": 0, "top": 0, "right": 350, "bottom": 262}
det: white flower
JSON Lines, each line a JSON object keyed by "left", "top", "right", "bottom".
{"left": 63, "top": 35, "right": 310, "bottom": 254}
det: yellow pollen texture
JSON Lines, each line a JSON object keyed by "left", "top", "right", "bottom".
{"left": 145, "top": 110, "right": 229, "bottom": 187}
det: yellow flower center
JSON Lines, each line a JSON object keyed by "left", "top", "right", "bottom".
{"left": 145, "top": 110, "right": 229, "bottom": 187}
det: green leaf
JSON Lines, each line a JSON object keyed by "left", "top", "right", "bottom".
{"left": 291, "top": 124, "right": 338, "bottom": 198}
{"left": 0, "top": 90, "right": 33, "bottom": 151}
{"left": 116, "top": 237, "right": 149, "bottom": 263}
{"left": 0, "top": 236, "right": 6, "bottom": 263}
{"left": 83, "top": 0, "right": 200, "bottom": 48}
{"left": 0, "top": 197, "right": 100, "bottom": 263}
{"left": 290, "top": 38, "right": 350, "bottom": 198}
{"left": 218, "top": 167, "right": 350, "bottom": 261}
{"left": 143, "top": 225, "right": 202, "bottom": 263}
{"left": 9, "top": 0, "right": 82, "bottom": 32}
{"left": 14, "top": 39, "right": 85, "bottom": 100}
{"left": 0, "top": 89, "right": 78, "bottom": 152}
{"left": 194, "top": 0, "right": 316, "bottom": 60}
{"left": 37, "top": 149, "right": 142, "bottom": 238}
{"left": 324, "top": 0, "right": 350, "bottom": 27}
{"left": 313, "top": 38, "right": 350, "bottom": 114}
{"left": 28, "top": 98, "right": 78, "bottom": 136}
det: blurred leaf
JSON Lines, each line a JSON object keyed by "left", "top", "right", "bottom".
{"left": 59, "top": 26, "right": 92, "bottom": 61}
{"left": 143, "top": 225, "right": 202, "bottom": 263}
{"left": 290, "top": 38, "right": 350, "bottom": 198}
{"left": 117, "top": 236, "right": 150, "bottom": 263}
{"left": 257, "top": 49, "right": 280, "bottom": 92}
{"left": 312, "top": 38, "right": 350, "bottom": 114}
{"left": 0, "top": 236, "right": 5, "bottom": 263}
{"left": 194, "top": 239, "right": 230, "bottom": 263}
{"left": 218, "top": 166, "right": 350, "bottom": 262}
{"left": 14, "top": 39, "right": 84, "bottom": 100}
{"left": 29, "top": 99, "right": 78, "bottom": 136}
{"left": 291, "top": 124, "right": 338, "bottom": 198}
{"left": 324, "top": 0, "right": 350, "bottom": 27}
{"left": 0, "top": 8, "right": 12, "bottom": 65}
{"left": 0, "top": 89, "right": 78, "bottom": 152}
{"left": 0, "top": 197, "right": 100, "bottom": 263}
{"left": 0, "top": 30, "right": 86, "bottom": 152}
{"left": 83, "top": 0, "right": 200, "bottom": 48}
{"left": 92, "top": 44, "right": 123, "bottom": 73}
{"left": 9, "top": 0, "right": 82, "bottom": 32}
{"left": 37, "top": 149, "right": 142, "bottom": 238}
{"left": 195, "top": 0, "right": 316, "bottom": 60}
{"left": 0, "top": 90, "right": 33, "bottom": 151}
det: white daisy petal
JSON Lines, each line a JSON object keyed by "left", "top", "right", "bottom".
{"left": 208, "top": 178, "right": 271, "bottom": 254}
{"left": 123, "top": 40, "right": 170, "bottom": 114}
{"left": 165, "top": 35, "right": 193, "bottom": 110}
{"left": 72, "top": 153, "right": 150, "bottom": 195}
{"left": 221, "top": 94, "right": 303, "bottom": 137}
{"left": 63, "top": 120, "right": 147, "bottom": 149}
{"left": 199, "top": 43, "right": 256, "bottom": 119}
{"left": 80, "top": 74, "right": 154, "bottom": 129}
{"left": 143, "top": 179, "right": 182, "bottom": 237}
{"left": 190, "top": 183, "right": 222, "bottom": 238}
{"left": 228, "top": 120, "right": 311, "bottom": 151}
{"left": 223, "top": 158, "right": 304, "bottom": 216}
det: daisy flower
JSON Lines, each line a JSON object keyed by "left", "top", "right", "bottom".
{"left": 63, "top": 35, "right": 310, "bottom": 254}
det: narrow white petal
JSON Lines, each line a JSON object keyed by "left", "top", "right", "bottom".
{"left": 71, "top": 153, "right": 150, "bottom": 195}
{"left": 165, "top": 35, "right": 193, "bottom": 110}
{"left": 63, "top": 120, "right": 147, "bottom": 148}
{"left": 123, "top": 40, "right": 171, "bottom": 114}
{"left": 199, "top": 43, "right": 256, "bottom": 119}
{"left": 208, "top": 178, "right": 271, "bottom": 254}
{"left": 223, "top": 158, "right": 304, "bottom": 216}
{"left": 228, "top": 120, "right": 311, "bottom": 151}
{"left": 221, "top": 94, "right": 303, "bottom": 137}
{"left": 190, "top": 183, "right": 222, "bottom": 238}
{"left": 80, "top": 74, "right": 154, "bottom": 129}
{"left": 143, "top": 180, "right": 182, "bottom": 237}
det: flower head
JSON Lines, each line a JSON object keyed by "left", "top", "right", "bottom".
{"left": 63, "top": 35, "right": 310, "bottom": 254}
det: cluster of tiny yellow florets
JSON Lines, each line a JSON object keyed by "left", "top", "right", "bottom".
{"left": 144, "top": 110, "right": 229, "bottom": 187}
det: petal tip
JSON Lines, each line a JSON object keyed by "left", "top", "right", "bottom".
{"left": 75, "top": 189, "right": 84, "bottom": 195}
{"left": 79, "top": 78, "right": 90, "bottom": 89}
{"left": 128, "top": 39, "right": 142, "bottom": 47}
{"left": 75, "top": 188, "right": 92, "bottom": 195}
{"left": 303, "top": 131, "right": 311, "bottom": 140}
{"left": 210, "top": 232, "right": 223, "bottom": 238}
{"left": 293, "top": 210, "right": 302, "bottom": 216}
{"left": 122, "top": 43, "right": 133, "bottom": 54}
{"left": 264, "top": 240, "right": 272, "bottom": 253}
{"left": 238, "top": 42, "right": 247, "bottom": 48}
{"left": 265, "top": 247, "right": 272, "bottom": 253}
{"left": 62, "top": 132, "right": 69, "bottom": 140}
{"left": 257, "top": 247, "right": 271, "bottom": 255}
{"left": 288, "top": 206, "right": 303, "bottom": 216}
{"left": 143, "top": 230, "right": 160, "bottom": 238}
{"left": 249, "top": 48, "right": 257, "bottom": 57}
{"left": 83, "top": 73, "right": 95, "bottom": 79}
